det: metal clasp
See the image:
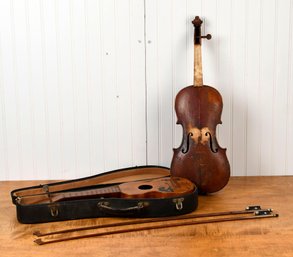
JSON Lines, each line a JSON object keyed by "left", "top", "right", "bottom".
{"left": 173, "top": 198, "right": 184, "bottom": 210}
{"left": 49, "top": 205, "right": 59, "bottom": 217}
{"left": 15, "top": 196, "right": 22, "bottom": 204}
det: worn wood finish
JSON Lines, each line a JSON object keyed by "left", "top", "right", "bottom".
{"left": 193, "top": 15, "right": 203, "bottom": 87}
{"left": 171, "top": 85, "right": 230, "bottom": 193}
{"left": 115, "top": 177, "right": 195, "bottom": 199}
{"left": 193, "top": 45, "right": 203, "bottom": 87}
{"left": 19, "top": 177, "right": 195, "bottom": 205}
{"left": 171, "top": 16, "right": 230, "bottom": 193}
{"left": 1, "top": 176, "right": 293, "bottom": 257}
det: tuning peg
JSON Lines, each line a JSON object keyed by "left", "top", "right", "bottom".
{"left": 197, "top": 34, "right": 212, "bottom": 40}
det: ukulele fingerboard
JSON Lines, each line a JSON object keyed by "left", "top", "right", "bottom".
{"left": 53, "top": 185, "right": 121, "bottom": 202}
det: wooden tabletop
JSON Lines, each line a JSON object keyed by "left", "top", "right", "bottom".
{"left": 1, "top": 176, "right": 293, "bottom": 257}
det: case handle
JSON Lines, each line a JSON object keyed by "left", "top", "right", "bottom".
{"left": 97, "top": 201, "right": 148, "bottom": 216}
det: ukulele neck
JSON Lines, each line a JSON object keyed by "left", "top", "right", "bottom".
{"left": 52, "top": 186, "right": 121, "bottom": 202}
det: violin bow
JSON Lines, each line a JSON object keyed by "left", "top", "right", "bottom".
{"left": 34, "top": 206, "right": 278, "bottom": 245}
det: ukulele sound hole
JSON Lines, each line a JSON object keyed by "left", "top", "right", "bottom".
{"left": 138, "top": 185, "right": 153, "bottom": 190}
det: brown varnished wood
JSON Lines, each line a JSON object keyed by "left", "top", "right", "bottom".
{"left": 171, "top": 85, "right": 230, "bottom": 193}
{"left": 194, "top": 45, "right": 203, "bottom": 86}
{"left": 171, "top": 16, "right": 230, "bottom": 193}
{"left": 19, "top": 177, "right": 195, "bottom": 205}
{"left": 33, "top": 208, "right": 264, "bottom": 237}
{"left": 193, "top": 16, "right": 203, "bottom": 87}
{"left": 54, "top": 177, "right": 195, "bottom": 202}
{"left": 118, "top": 176, "right": 195, "bottom": 199}
{"left": 35, "top": 212, "right": 278, "bottom": 245}
{"left": 13, "top": 167, "right": 170, "bottom": 198}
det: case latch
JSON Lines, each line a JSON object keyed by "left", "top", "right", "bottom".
{"left": 173, "top": 198, "right": 184, "bottom": 210}
{"left": 49, "top": 204, "right": 59, "bottom": 217}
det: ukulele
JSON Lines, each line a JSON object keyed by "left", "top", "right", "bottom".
{"left": 51, "top": 177, "right": 195, "bottom": 202}
{"left": 19, "top": 177, "right": 195, "bottom": 204}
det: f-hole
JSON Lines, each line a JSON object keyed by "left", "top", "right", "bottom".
{"left": 182, "top": 132, "right": 193, "bottom": 154}
{"left": 205, "top": 132, "right": 218, "bottom": 153}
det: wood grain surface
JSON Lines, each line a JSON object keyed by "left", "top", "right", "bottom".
{"left": 1, "top": 176, "right": 293, "bottom": 257}
{"left": 193, "top": 44, "right": 203, "bottom": 87}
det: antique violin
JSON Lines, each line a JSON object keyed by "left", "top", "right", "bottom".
{"left": 170, "top": 16, "right": 230, "bottom": 194}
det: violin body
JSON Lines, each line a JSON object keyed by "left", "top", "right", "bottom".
{"left": 171, "top": 85, "right": 230, "bottom": 193}
{"left": 170, "top": 16, "right": 230, "bottom": 194}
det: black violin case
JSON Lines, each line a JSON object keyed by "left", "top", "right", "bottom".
{"left": 11, "top": 166, "right": 198, "bottom": 224}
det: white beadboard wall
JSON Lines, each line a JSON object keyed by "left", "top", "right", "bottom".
{"left": 146, "top": 0, "right": 293, "bottom": 176}
{"left": 0, "top": 0, "right": 293, "bottom": 180}
{"left": 0, "top": 0, "right": 147, "bottom": 180}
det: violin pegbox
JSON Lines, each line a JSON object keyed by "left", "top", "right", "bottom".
{"left": 192, "top": 16, "right": 212, "bottom": 45}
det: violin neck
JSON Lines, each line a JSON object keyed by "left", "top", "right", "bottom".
{"left": 194, "top": 44, "right": 203, "bottom": 87}
{"left": 192, "top": 16, "right": 205, "bottom": 87}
